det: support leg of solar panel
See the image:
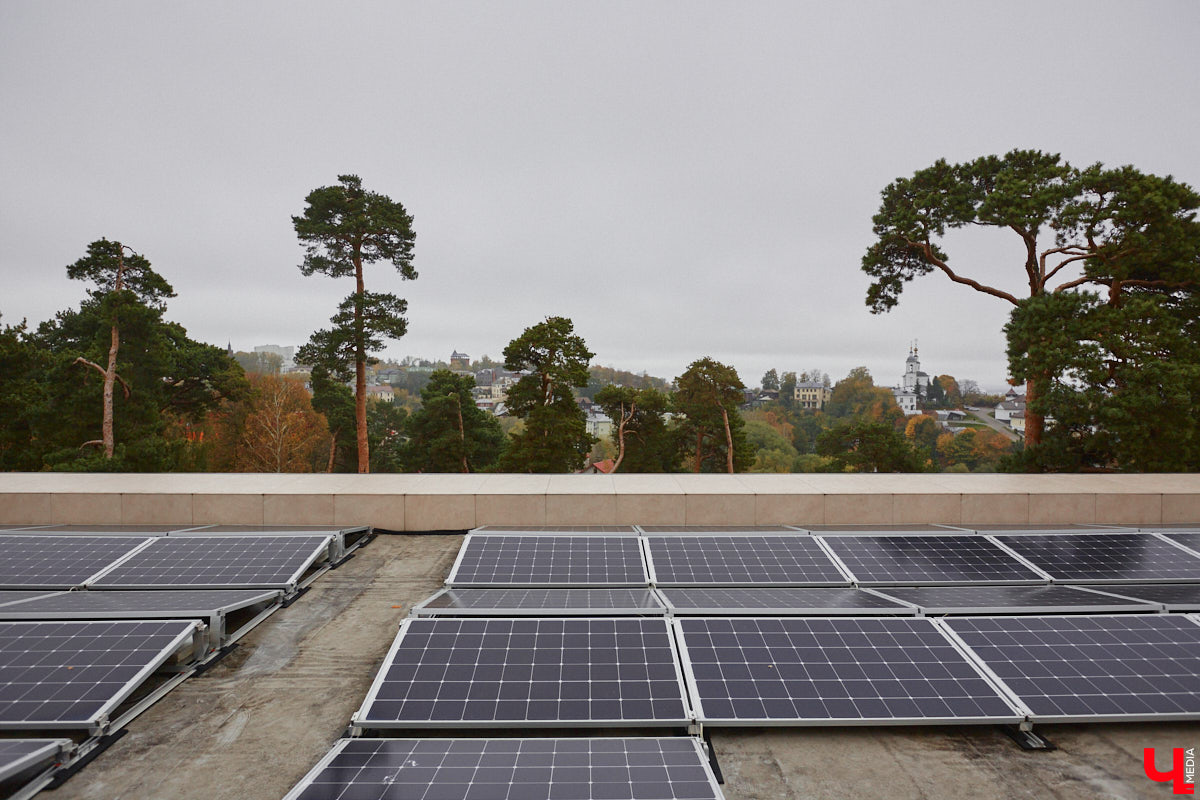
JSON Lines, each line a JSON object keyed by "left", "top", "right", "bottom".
{"left": 651, "top": 586, "right": 675, "bottom": 616}
{"left": 982, "top": 535, "right": 1056, "bottom": 583}
{"left": 811, "top": 536, "right": 860, "bottom": 584}
{"left": 640, "top": 534, "right": 660, "bottom": 585}
{"left": 442, "top": 533, "right": 473, "bottom": 586}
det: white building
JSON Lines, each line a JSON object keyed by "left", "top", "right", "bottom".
{"left": 254, "top": 344, "right": 296, "bottom": 371}
{"left": 892, "top": 344, "right": 930, "bottom": 416}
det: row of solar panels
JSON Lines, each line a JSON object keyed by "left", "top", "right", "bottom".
{"left": 0, "top": 525, "right": 372, "bottom": 800}
{"left": 344, "top": 613, "right": 1200, "bottom": 730}
{"left": 415, "top": 583, "right": 1200, "bottom": 616}
{"left": 445, "top": 531, "right": 1200, "bottom": 587}
{"left": 473, "top": 524, "right": 1200, "bottom": 533}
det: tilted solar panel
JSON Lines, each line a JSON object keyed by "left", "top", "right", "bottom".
{"left": 447, "top": 535, "right": 648, "bottom": 587}
{"left": 645, "top": 535, "right": 849, "bottom": 586}
{"left": 994, "top": 533, "right": 1200, "bottom": 582}
{"left": 283, "top": 738, "right": 725, "bottom": 800}
{"left": 90, "top": 535, "right": 332, "bottom": 589}
{"left": 354, "top": 617, "right": 690, "bottom": 727}
{"left": 0, "top": 738, "right": 71, "bottom": 783}
{"left": 0, "top": 589, "right": 281, "bottom": 619}
{"left": 0, "top": 536, "right": 151, "bottom": 589}
{"left": 675, "top": 616, "right": 1022, "bottom": 724}
{"left": 658, "top": 587, "right": 915, "bottom": 615}
{"left": 413, "top": 588, "right": 666, "bottom": 616}
{"left": 870, "top": 585, "right": 1157, "bottom": 614}
{"left": 0, "top": 620, "right": 199, "bottom": 730}
{"left": 942, "top": 614, "right": 1200, "bottom": 721}
{"left": 1078, "top": 583, "right": 1200, "bottom": 612}
{"left": 0, "top": 591, "right": 60, "bottom": 608}
{"left": 1164, "top": 532, "right": 1200, "bottom": 554}
{"left": 818, "top": 535, "right": 1046, "bottom": 585}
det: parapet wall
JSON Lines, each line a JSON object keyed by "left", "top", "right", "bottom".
{"left": 1, "top": 473, "right": 1197, "bottom": 529}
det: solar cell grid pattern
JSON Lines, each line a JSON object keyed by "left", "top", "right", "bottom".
{"left": 450, "top": 536, "right": 647, "bottom": 586}
{"left": 1165, "top": 533, "right": 1200, "bottom": 553}
{"left": 646, "top": 536, "right": 847, "bottom": 586}
{"left": 286, "top": 738, "right": 722, "bottom": 800}
{"left": 677, "top": 617, "right": 1018, "bottom": 723}
{"left": 91, "top": 535, "right": 329, "bottom": 588}
{"left": 659, "top": 587, "right": 913, "bottom": 614}
{"left": 0, "top": 739, "right": 65, "bottom": 782}
{"left": 0, "top": 620, "right": 195, "bottom": 726}
{"left": 994, "top": 533, "right": 1200, "bottom": 582}
{"left": 420, "top": 588, "right": 665, "bottom": 614}
{"left": 638, "top": 526, "right": 798, "bottom": 533}
{"left": 0, "top": 536, "right": 149, "bottom": 588}
{"left": 945, "top": 615, "right": 1200, "bottom": 720}
{"left": 1080, "top": 584, "right": 1200, "bottom": 610}
{"left": 358, "top": 618, "right": 688, "bottom": 726}
{"left": 819, "top": 535, "right": 1044, "bottom": 585}
{"left": 0, "top": 589, "right": 279, "bottom": 617}
{"left": 474, "top": 525, "right": 638, "bottom": 534}
{"left": 872, "top": 585, "right": 1155, "bottom": 613}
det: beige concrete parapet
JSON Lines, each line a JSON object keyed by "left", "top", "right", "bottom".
{"left": 0, "top": 473, "right": 1197, "bottom": 529}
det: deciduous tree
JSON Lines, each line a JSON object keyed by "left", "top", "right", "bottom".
{"left": 294, "top": 174, "right": 417, "bottom": 473}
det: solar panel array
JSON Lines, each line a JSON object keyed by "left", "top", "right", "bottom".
{"left": 870, "top": 585, "right": 1158, "bottom": 615}
{"left": 646, "top": 535, "right": 849, "bottom": 586}
{"left": 658, "top": 587, "right": 915, "bottom": 615}
{"left": 1082, "top": 583, "right": 1200, "bottom": 612}
{"left": 448, "top": 534, "right": 647, "bottom": 586}
{"left": 91, "top": 535, "right": 332, "bottom": 589}
{"left": 0, "top": 535, "right": 151, "bottom": 589}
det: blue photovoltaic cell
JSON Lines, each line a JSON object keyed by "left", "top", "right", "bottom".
{"left": 871, "top": 585, "right": 1156, "bottom": 614}
{"left": 945, "top": 615, "right": 1200, "bottom": 720}
{"left": 676, "top": 617, "right": 1019, "bottom": 723}
{"left": 284, "top": 738, "right": 723, "bottom": 800}
{"left": 1164, "top": 533, "right": 1200, "bottom": 554}
{"left": 646, "top": 536, "right": 848, "bottom": 586}
{"left": 356, "top": 617, "right": 688, "bottom": 726}
{"left": 91, "top": 535, "right": 330, "bottom": 588}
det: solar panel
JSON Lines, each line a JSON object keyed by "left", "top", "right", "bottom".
{"left": 0, "top": 620, "right": 199, "bottom": 730}
{"left": 658, "top": 587, "right": 916, "bottom": 615}
{"left": 283, "top": 738, "right": 725, "bottom": 800}
{"left": 942, "top": 614, "right": 1200, "bottom": 722}
{"left": 0, "top": 589, "right": 281, "bottom": 619}
{"left": 645, "top": 535, "right": 849, "bottom": 586}
{"left": 447, "top": 535, "right": 648, "bottom": 587}
{"left": 354, "top": 618, "right": 690, "bottom": 727}
{"left": 89, "top": 535, "right": 332, "bottom": 590}
{"left": 638, "top": 525, "right": 800, "bottom": 533}
{"left": 30, "top": 524, "right": 181, "bottom": 534}
{"left": 800, "top": 524, "right": 958, "bottom": 533}
{"left": 0, "top": 591, "right": 60, "bottom": 608}
{"left": 870, "top": 585, "right": 1158, "bottom": 615}
{"left": 819, "top": 535, "right": 1046, "bottom": 585}
{"left": 0, "top": 535, "right": 151, "bottom": 589}
{"left": 994, "top": 533, "right": 1200, "bottom": 583}
{"left": 1164, "top": 533, "right": 1200, "bottom": 554}
{"left": 0, "top": 738, "right": 70, "bottom": 784}
{"left": 473, "top": 525, "right": 639, "bottom": 534}
{"left": 675, "top": 617, "right": 1021, "bottom": 724}
{"left": 412, "top": 588, "right": 666, "bottom": 616}
{"left": 1078, "top": 584, "right": 1200, "bottom": 612}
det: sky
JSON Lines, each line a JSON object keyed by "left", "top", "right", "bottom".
{"left": 2, "top": 1, "right": 1198, "bottom": 393}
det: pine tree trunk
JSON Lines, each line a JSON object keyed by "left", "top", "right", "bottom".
{"left": 694, "top": 431, "right": 703, "bottom": 473}
{"left": 1025, "top": 373, "right": 1046, "bottom": 448}
{"left": 353, "top": 254, "right": 370, "bottom": 473}
{"left": 453, "top": 392, "right": 469, "bottom": 473}
{"left": 326, "top": 431, "right": 338, "bottom": 473}
{"left": 101, "top": 246, "right": 127, "bottom": 459}
{"left": 722, "top": 406, "right": 734, "bottom": 473}
{"left": 611, "top": 403, "right": 629, "bottom": 473}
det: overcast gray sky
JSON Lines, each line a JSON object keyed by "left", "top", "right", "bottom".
{"left": 2, "top": 1, "right": 1198, "bottom": 392}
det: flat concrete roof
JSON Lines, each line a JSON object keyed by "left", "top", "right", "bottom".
{"left": 43, "top": 534, "right": 1198, "bottom": 800}
{"left": 3, "top": 473, "right": 1199, "bottom": 529}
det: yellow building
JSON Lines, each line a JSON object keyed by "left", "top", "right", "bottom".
{"left": 794, "top": 381, "right": 832, "bottom": 410}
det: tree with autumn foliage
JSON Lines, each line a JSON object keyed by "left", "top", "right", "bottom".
{"left": 816, "top": 420, "right": 929, "bottom": 473}
{"left": 864, "top": 150, "right": 1200, "bottom": 454}
{"left": 233, "top": 374, "right": 329, "bottom": 472}
{"left": 294, "top": 174, "right": 417, "bottom": 473}
{"left": 825, "top": 367, "right": 903, "bottom": 425}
